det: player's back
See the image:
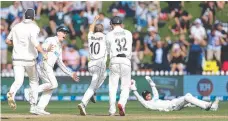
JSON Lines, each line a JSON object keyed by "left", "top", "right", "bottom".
{"left": 88, "top": 32, "right": 107, "bottom": 60}
{"left": 10, "top": 20, "right": 40, "bottom": 60}
{"left": 107, "top": 26, "right": 132, "bottom": 65}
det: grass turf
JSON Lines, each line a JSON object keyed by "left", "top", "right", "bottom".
{"left": 1, "top": 101, "right": 228, "bottom": 121}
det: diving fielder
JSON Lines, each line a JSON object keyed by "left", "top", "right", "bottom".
{"left": 78, "top": 15, "right": 107, "bottom": 116}
{"left": 6, "top": 8, "right": 47, "bottom": 112}
{"left": 130, "top": 76, "right": 219, "bottom": 112}
{"left": 106, "top": 16, "right": 132, "bottom": 116}
{"left": 24, "top": 26, "right": 79, "bottom": 115}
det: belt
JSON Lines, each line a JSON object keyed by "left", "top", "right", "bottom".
{"left": 116, "top": 54, "right": 126, "bottom": 57}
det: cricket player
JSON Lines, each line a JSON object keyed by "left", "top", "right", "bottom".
{"left": 106, "top": 16, "right": 133, "bottom": 116}
{"left": 78, "top": 15, "right": 107, "bottom": 116}
{"left": 5, "top": 8, "right": 47, "bottom": 112}
{"left": 130, "top": 76, "right": 219, "bottom": 112}
{"left": 24, "top": 26, "right": 79, "bottom": 115}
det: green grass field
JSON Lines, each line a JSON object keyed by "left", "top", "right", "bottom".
{"left": 1, "top": 101, "right": 228, "bottom": 121}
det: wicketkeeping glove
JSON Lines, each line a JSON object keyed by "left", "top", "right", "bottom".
{"left": 130, "top": 79, "right": 137, "bottom": 91}
{"left": 145, "top": 76, "right": 156, "bottom": 87}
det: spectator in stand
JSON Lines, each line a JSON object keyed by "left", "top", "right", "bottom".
{"left": 148, "top": 37, "right": 172, "bottom": 71}
{"left": 48, "top": 2, "right": 72, "bottom": 35}
{"left": 86, "top": 1, "right": 102, "bottom": 12}
{"left": 20, "top": 1, "right": 43, "bottom": 20}
{"left": 147, "top": 1, "right": 160, "bottom": 29}
{"left": 186, "top": 40, "right": 203, "bottom": 74}
{"left": 0, "top": 21, "right": 8, "bottom": 72}
{"left": 37, "top": 27, "right": 48, "bottom": 43}
{"left": 135, "top": 2, "right": 148, "bottom": 31}
{"left": 201, "top": 1, "right": 216, "bottom": 29}
{"left": 7, "top": 1, "right": 23, "bottom": 26}
{"left": 215, "top": 22, "right": 227, "bottom": 40}
{"left": 119, "top": 1, "right": 135, "bottom": 17}
{"left": 85, "top": 8, "right": 98, "bottom": 25}
{"left": 96, "top": 13, "right": 110, "bottom": 34}
{"left": 132, "top": 32, "right": 144, "bottom": 70}
{"left": 207, "top": 28, "right": 222, "bottom": 63}
{"left": 221, "top": 34, "right": 228, "bottom": 71}
{"left": 170, "top": 43, "right": 186, "bottom": 72}
{"left": 69, "top": 10, "right": 87, "bottom": 43}
{"left": 64, "top": 45, "right": 81, "bottom": 71}
{"left": 170, "top": 7, "right": 192, "bottom": 35}
{"left": 144, "top": 26, "right": 161, "bottom": 55}
{"left": 79, "top": 42, "right": 89, "bottom": 71}
{"left": 70, "top": 1, "right": 86, "bottom": 12}
{"left": 216, "top": 1, "right": 226, "bottom": 10}
{"left": 167, "top": 1, "right": 184, "bottom": 18}
{"left": 190, "top": 18, "right": 207, "bottom": 45}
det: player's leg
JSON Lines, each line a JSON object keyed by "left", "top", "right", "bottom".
{"left": 109, "top": 64, "right": 120, "bottom": 115}
{"left": 171, "top": 96, "right": 188, "bottom": 111}
{"left": 36, "top": 65, "right": 58, "bottom": 115}
{"left": 78, "top": 66, "right": 99, "bottom": 115}
{"left": 7, "top": 65, "right": 25, "bottom": 110}
{"left": 184, "top": 93, "right": 212, "bottom": 110}
{"left": 118, "top": 64, "right": 131, "bottom": 116}
{"left": 25, "top": 65, "right": 39, "bottom": 113}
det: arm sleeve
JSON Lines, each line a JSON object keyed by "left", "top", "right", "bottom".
{"left": 57, "top": 54, "right": 73, "bottom": 76}
{"left": 133, "top": 91, "right": 150, "bottom": 109}
{"left": 7, "top": 30, "right": 13, "bottom": 40}
{"left": 30, "top": 27, "right": 40, "bottom": 47}
{"left": 151, "top": 86, "right": 159, "bottom": 100}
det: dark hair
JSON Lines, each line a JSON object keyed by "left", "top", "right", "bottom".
{"left": 94, "top": 24, "right": 104, "bottom": 33}
{"left": 99, "top": 12, "right": 105, "bottom": 16}
{"left": 141, "top": 90, "right": 151, "bottom": 100}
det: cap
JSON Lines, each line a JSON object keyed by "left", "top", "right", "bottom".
{"left": 147, "top": 26, "right": 157, "bottom": 32}
{"left": 194, "top": 18, "right": 202, "bottom": 25}
{"left": 25, "top": 8, "right": 35, "bottom": 19}
{"left": 141, "top": 90, "right": 151, "bottom": 100}
{"left": 56, "top": 26, "right": 70, "bottom": 33}
{"left": 110, "top": 16, "right": 122, "bottom": 24}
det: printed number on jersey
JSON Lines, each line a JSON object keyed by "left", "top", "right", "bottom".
{"left": 90, "top": 42, "right": 100, "bottom": 55}
{"left": 115, "top": 37, "right": 127, "bottom": 52}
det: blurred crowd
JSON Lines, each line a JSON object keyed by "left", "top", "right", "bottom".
{"left": 1, "top": 1, "right": 228, "bottom": 75}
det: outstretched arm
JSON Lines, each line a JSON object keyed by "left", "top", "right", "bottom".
{"left": 57, "top": 54, "right": 79, "bottom": 82}
{"left": 130, "top": 80, "right": 150, "bottom": 109}
{"left": 89, "top": 15, "right": 100, "bottom": 32}
{"left": 145, "top": 76, "right": 159, "bottom": 99}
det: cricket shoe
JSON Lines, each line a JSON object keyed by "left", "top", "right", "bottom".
{"left": 78, "top": 103, "right": 86, "bottom": 116}
{"left": 7, "top": 92, "right": 16, "bottom": 110}
{"left": 210, "top": 98, "right": 219, "bottom": 111}
{"left": 34, "top": 107, "right": 50, "bottom": 115}
{"left": 24, "top": 88, "right": 31, "bottom": 102}
{"left": 109, "top": 113, "right": 115, "bottom": 116}
{"left": 90, "top": 93, "right": 96, "bottom": 103}
{"left": 205, "top": 102, "right": 213, "bottom": 111}
{"left": 117, "top": 104, "right": 125, "bottom": 116}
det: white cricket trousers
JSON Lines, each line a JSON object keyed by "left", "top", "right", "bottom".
{"left": 36, "top": 62, "right": 58, "bottom": 110}
{"left": 9, "top": 65, "right": 39, "bottom": 105}
{"left": 109, "top": 60, "right": 131, "bottom": 114}
{"left": 81, "top": 59, "right": 106, "bottom": 107}
{"left": 171, "top": 93, "right": 211, "bottom": 110}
